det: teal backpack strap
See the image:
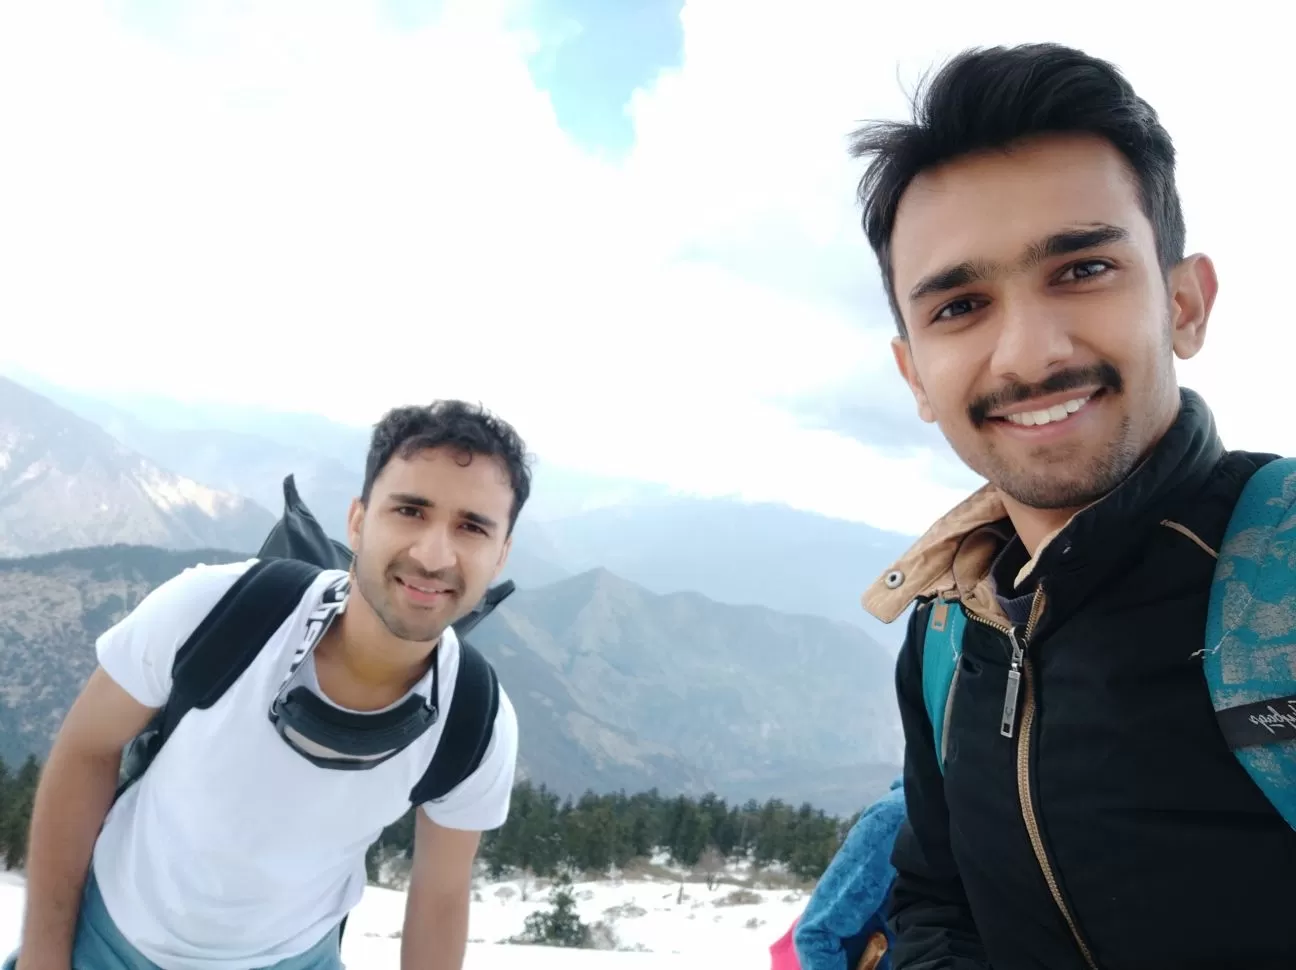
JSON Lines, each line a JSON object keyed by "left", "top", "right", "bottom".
{"left": 1204, "top": 455, "right": 1296, "bottom": 831}
{"left": 921, "top": 597, "right": 966, "bottom": 775}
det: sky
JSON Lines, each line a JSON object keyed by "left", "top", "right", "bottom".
{"left": 0, "top": 0, "right": 1291, "bottom": 536}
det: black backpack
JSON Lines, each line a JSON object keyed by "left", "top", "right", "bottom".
{"left": 116, "top": 475, "right": 514, "bottom": 807}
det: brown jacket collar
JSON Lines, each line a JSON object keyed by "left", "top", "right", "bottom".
{"left": 859, "top": 481, "right": 1083, "bottom": 629}
{"left": 861, "top": 483, "right": 1011, "bottom": 626}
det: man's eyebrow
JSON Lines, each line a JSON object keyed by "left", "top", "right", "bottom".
{"left": 461, "top": 510, "right": 499, "bottom": 530}
{"left": 1026, "top": 223, "right": 1131, "bottom": 264}
{"left": 389, "top": 492, "right": 431, "bottom": 507}
{"left": 388, "top": 493, "right": 499, "bottom": 530}
{"left": 908, "top": 260, "right": 994, "bottom": 303}
{"left": 907, "top": 223, "right": 1132, "bottom": 304}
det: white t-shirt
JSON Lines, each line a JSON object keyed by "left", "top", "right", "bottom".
{"left": 91, "top": 558, "right": 518, "bottom": 970}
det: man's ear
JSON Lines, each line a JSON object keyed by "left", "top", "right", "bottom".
{"left": 892, "top": 336, "right": 936, "bottom": 423}
{"left": 347, "top": 497, "right": 364, "bottom": 553}
{"left": 1167, "top": 253, "right": 1217, "bottom": 360}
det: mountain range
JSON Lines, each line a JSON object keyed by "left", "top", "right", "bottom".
{"left": 2, "top": 368, "right": 918, "bottom": 646}
{"left": 0, "top": 370, "right": 916, "bottom": 812}
{"left": 0, "top": 377, "right": 274, "bottom": 558}
{"left": 0, "top": 544, "right": 902, "bottom": 815}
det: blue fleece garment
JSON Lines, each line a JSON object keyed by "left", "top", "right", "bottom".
{"left": 794, "top": 778, "right": 906, "bottom": 970}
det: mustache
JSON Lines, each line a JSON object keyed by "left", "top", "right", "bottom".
{"left": 968, "top": 362, "right": 1123, "bottom": 428}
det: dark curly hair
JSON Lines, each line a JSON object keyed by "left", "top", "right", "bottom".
{"left": 849, "top": 43, "right": 1185, "bottom": 335}
{"left": 361, "top": 399, "right": 532, "bottom": 533}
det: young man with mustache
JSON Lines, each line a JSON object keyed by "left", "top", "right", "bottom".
{"left": 852, "top": 44, "right": 1296, "bottom": 970}
{"left": 7, "top": 400, "right": 526, "bottom": 970}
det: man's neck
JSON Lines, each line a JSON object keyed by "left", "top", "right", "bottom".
{"left": 1000, "top": 499, "right": 1081, "bottom": 559}
{"left": 315, "top": 609, "right": 439, "bottom": 709}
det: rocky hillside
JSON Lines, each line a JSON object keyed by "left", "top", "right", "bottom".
{"left": 0, "top": 545, "right": 237, "bottom": 760}
{"left": 0, "top": 377, "right": 274, "bottom": 557}
{"left": 488, "top": 568, "right": 902, "bottom": 797}
{"left": 0, "top": 546, "right": 901, "bottom": 815}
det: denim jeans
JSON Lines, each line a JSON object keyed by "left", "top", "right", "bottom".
{"left": 3, "top": 870, "right": 344, "bottom": 970}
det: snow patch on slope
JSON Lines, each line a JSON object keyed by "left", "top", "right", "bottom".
{"left": 133, "top": 461, "right": 241, "bottom": 518}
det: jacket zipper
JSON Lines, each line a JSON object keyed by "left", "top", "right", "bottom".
{"left": 965, "top": 589, "right": 1098, "bottom": 970}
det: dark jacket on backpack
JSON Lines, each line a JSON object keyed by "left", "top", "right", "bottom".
{"left": 861, "top": 388, "right": 1296, "bottom": 970}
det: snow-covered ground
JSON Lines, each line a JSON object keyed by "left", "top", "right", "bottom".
{"left": 0, "top": 860, "right": 805, "bottom": 969}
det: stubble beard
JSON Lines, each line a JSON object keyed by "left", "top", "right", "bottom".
{"left": 352, "top": 557, "right": 446, "bottom": 644}
{"left": 979, "top": 412, "right": 1141, "bottom": 510}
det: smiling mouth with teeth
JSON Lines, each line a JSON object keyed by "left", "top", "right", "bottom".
{"left": 396, "top": 576, "right": 452, "bottom": 596}
{"left": 997, "top": 392, "right": 1098, "bottom": 428}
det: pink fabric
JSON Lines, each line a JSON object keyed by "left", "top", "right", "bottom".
{"left": 769, "top": 917, "right": 802, "bottom": 970}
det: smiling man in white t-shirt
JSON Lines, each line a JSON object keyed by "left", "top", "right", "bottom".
{"left": 6, "top": 400, "right": 529, "bottom": 970}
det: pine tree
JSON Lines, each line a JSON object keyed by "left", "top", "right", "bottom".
{"left": 481, "top": 781, "right": 565, "bottom": 880}
{"left": 0, "top": 756, "right": 11, "bottom": 869}
{"left": 786, "top": 802, "right": 841, "bottom": 879}
{"left": 1, "top": 755, "right": 39, "bottom": 870}
{"left": 754, "top": 799, "right": 792, "bottom": 867}
{"left": 0, "top": 757, "right": 10, "bottom": 811}
{"left": 520, "top": 873, "right": 591, "bottom": 948}
{"left": 666, "top": 795, "right": 706, "bottom": 867}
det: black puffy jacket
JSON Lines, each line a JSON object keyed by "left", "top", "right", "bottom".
{"left": 863, "top": 390, "right": 1296, "bottom": 970}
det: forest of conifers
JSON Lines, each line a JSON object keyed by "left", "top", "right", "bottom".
{"left": 0, "top": 757, "right": 855, "bottom": 883}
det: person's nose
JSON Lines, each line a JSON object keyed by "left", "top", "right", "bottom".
{"left": 987, "top": 294, "right": 1077, "bottom": 387}
{"left": 408, "top": 522, "right": 455, "bottom": 573}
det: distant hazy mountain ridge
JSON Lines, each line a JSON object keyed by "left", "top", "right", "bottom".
{"left": 0, "top": 378, "right": 275, "bottom": 557}
{"left": 2, "top": 370, "right": 916, "bottom": 645}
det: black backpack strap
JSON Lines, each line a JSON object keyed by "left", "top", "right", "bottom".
{"left": 408, "top": 641, "right": 500, "bottom": 805}
{"left": 170, "top": 558, "right": 322, "bottom": 717}
{"left": 115, "top": 558, "right": 322, "bottom": 801}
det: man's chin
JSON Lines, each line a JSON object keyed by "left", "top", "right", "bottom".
{"left": 377, "top": 608, "right": 449, "bottom": 645}
{"left": 992, "top": 469, "right": 1119, "bottom": 511}
{"left": 390, "top": 626, "right": 446, "bottom": 646}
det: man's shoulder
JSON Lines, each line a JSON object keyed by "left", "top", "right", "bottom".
{"left": 120, "top": 557, "right": 262, "bottom": 631}
{"left": 167, "top": 558, "right": 345, "bottom": 612}
{"left": 468, "top": 654, "right": 516, "bottom": 747}
{"left": 164, "top": 556, "right": 262, "bottom": 594}
{"left": 1216, "top": 448, "right": 1283, "bottom": 490}
{"left": 1165, "top": 449, "right": 1280, "bottom": 554}
{"left": 96, "top": 559, "right": 265, "bottom": 707}
{"left": 492, "top": 680, "right": 517, "bottom": 742}
{"left": 437, "top": 632, "right": 516, "bottom": 748}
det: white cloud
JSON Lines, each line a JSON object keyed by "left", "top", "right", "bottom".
{"left": 0, "top": 0, "right": 1291, "bottom": 537}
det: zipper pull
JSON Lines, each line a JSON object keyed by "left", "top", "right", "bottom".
{"left": 1001, "top": 627, "right": 1025, "bottom": 738}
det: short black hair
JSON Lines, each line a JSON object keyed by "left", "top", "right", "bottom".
{"left": 361, "top": 399, "right": 532, "bottom": 533}
{"left": 849, "top": 43, "right": 1185, "bottom": 335}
